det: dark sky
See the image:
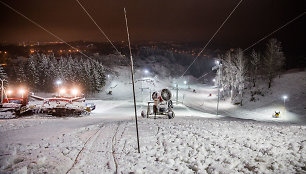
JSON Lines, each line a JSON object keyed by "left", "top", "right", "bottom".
{"left": 0, "top": 0, "right": 305, "bottom": 49}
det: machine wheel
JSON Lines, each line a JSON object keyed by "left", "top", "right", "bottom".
{"left": 168, "top": 111, "right": 175, "bottom": 119}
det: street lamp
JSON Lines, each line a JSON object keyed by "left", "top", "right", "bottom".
{"left": 56, "top": 80, "right": 62, "bottom": 86}
{"left": 144, "top": 69, "right": 149, "bottom": 75}
{"left": 283, "top": 95, "right": 288, "bottom": 108}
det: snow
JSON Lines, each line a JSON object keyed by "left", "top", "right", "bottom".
{"left": 0, "top": 115, "right": 305, "bottom": 173}
{"left": 0, "top": 70, "right": 305, "bottom": 173}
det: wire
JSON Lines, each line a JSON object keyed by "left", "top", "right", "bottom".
{"left": 75, "top": 0, "right": 122, "bottom": 55}
{"left": 243, "top": 11, "right": 305, "bottom": 52}
{"left": 196, "top": 70, "right": 214, "bottom": 81}
{"left": 180, "top": 0, "right": 244, "bottom": 78}
{"left": 75, "top": 0, "right": 131, "bottom": 66}
{"left": 0, "top": 1, "right": 96, "bottom": 61}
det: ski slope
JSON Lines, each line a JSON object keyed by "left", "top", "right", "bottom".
{"left": 0, "top": 70, "right": 305, "bottom": 173}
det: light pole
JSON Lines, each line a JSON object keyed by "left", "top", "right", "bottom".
{"left": 56, "top": 80, "right": 62, "bottom": 96}
{"left": 56, "top": 80, "right": 62, "bottom": 88}
{"left": 0, "top": 79, "right": 7, "bottom": 103}
{"left": 283, "top": 95, "right": 288, "bottom": 108}
{"left": 214, "top": 60, "right": 222, "bottom": 116}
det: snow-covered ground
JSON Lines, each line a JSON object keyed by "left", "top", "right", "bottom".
{"left": 0, "top": 70, "right": 305, "bottom": 173}
{"left": 0, "top": 113, "right": 305, "bottom": 173}
{"left": 182, "top": 71, "right": 306, "bottom": 124}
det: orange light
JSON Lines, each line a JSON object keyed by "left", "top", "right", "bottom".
{"left": 19, "top": 88, "right": 25, "bottom": 95}
{"left": 59, "top": 88, "right": 66, "bottom": 95}
{"left": 7, "top": 90, "right": 12, "bottom": 95}
{"left": 71, "top": 88, "right": 79, "bottom": 96}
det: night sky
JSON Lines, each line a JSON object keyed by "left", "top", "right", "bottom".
{"left": 0, "top": 0, "right": 305, "bottom": 51}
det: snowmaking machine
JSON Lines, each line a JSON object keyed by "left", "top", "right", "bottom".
{"left": 27, "top": 87, "right": 95, "bottom": 116}
{"left": 141, "top": 88, "right": 175, "bottom": 119}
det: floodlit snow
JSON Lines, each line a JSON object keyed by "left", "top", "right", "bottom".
{"left": 0, "top": 70, "right": 305, "bottom": 173}
{"left": 0, "top": 114, "right": 305, "bottom": 173}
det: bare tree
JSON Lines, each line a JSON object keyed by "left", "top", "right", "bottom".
{"left": 250, "top": 49, "right": 261, "bottom": 87}
{"left": 263, "top": 38, "right": 285, "bottom": 88}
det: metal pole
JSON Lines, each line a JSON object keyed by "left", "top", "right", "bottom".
{"left": 1, "top": 80, "right": 3, "bottom": 103}
{"left": 124, "top": 8, "right": 140, "bottom": 153}
{"left": 176, "top": 83, "right": 178, "bottom": 105}
{"left": 216, "top": 65, "right": 221, "bottom": 116}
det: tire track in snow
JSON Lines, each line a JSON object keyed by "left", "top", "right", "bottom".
{"left": 66, "top": 124, "right": 105, "bottom": 174}
{"left": 111, "top": 123, "right": 120, "bottom": 174}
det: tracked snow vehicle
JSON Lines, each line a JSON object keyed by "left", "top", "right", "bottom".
{"left": 28, "top": 88, "right": 95, "bottom": 116}
{"left": 0, "top": 87, "right": 29, "bottom": 117}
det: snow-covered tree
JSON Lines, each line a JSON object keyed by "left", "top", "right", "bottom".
{"left": 250, "top": 50, "right": 261, "bottom": 87}
{"left": 263, "top": 38, "right": 285, "bottom": 88}
{"left": 220, "top": 49, "right": 247, "bottom": 105}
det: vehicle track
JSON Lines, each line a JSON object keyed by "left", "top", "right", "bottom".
{"left": 66, "top": 124, "right": 105, "bottom": 174}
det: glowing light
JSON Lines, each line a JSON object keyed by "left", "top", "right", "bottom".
{"left": 283, "top": 95, "right": 288, "bottom": 100}
{"left": 59, "top": 88, "right": 66, "bottom": 95}
{"left": 71, "top": 88, "right": 79, "bottom": 96}
{"left": 213, "top": 79, "right": 216, "bottom": 82}
{"left": 184, "top": 81, "right": 187, "bottom": 85}
{"left": 7, "top": 90, "right": 12, "bottom": 95}
{"left": 19, "top": 88, "right": 25, "bottom": 95}
{"left": 144, "top": 69, "right": 149, "bottom": 74}
{"left": 56, "top": 80, "right": 62, "bottom": 85}
{"left": 215, "top": 60, "right": 220, "bottom": 65}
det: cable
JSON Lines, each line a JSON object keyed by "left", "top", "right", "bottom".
{"left": 75, "top": 0, "right": 131, "bottom": 66}
{"left": 243, "top": 11, "right": 305, "bottom": 52}
{"left": 196, "top": 70, "right": 214, "bottom": 81}
{"left": 180, "top": 0, "right": 244, "bottom": 78}
{"left": 75, "top": 0, "right": 122, "bottom": 55}
{"left": 0, "top": 1, "right": 96, "bottom": 61}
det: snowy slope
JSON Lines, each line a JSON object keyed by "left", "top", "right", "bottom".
{"left": 0, "top": 116, "right": 305, "bottom": 173}
{"left": 183, "top": 71, "right": 306, "bottom": 124}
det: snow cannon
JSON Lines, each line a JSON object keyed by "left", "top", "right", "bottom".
{"left": 141, "top": 88, "right": 174, "bottom": 119}
{"left": 272, "top": 111, "right": 280, "bottom": 118}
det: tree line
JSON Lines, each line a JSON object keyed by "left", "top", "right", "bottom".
{"left": 218, "top": 38, "right": 285, "bottom": 105}
{"left": 10, "top": 54, "right": 106, "bottom": 94}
